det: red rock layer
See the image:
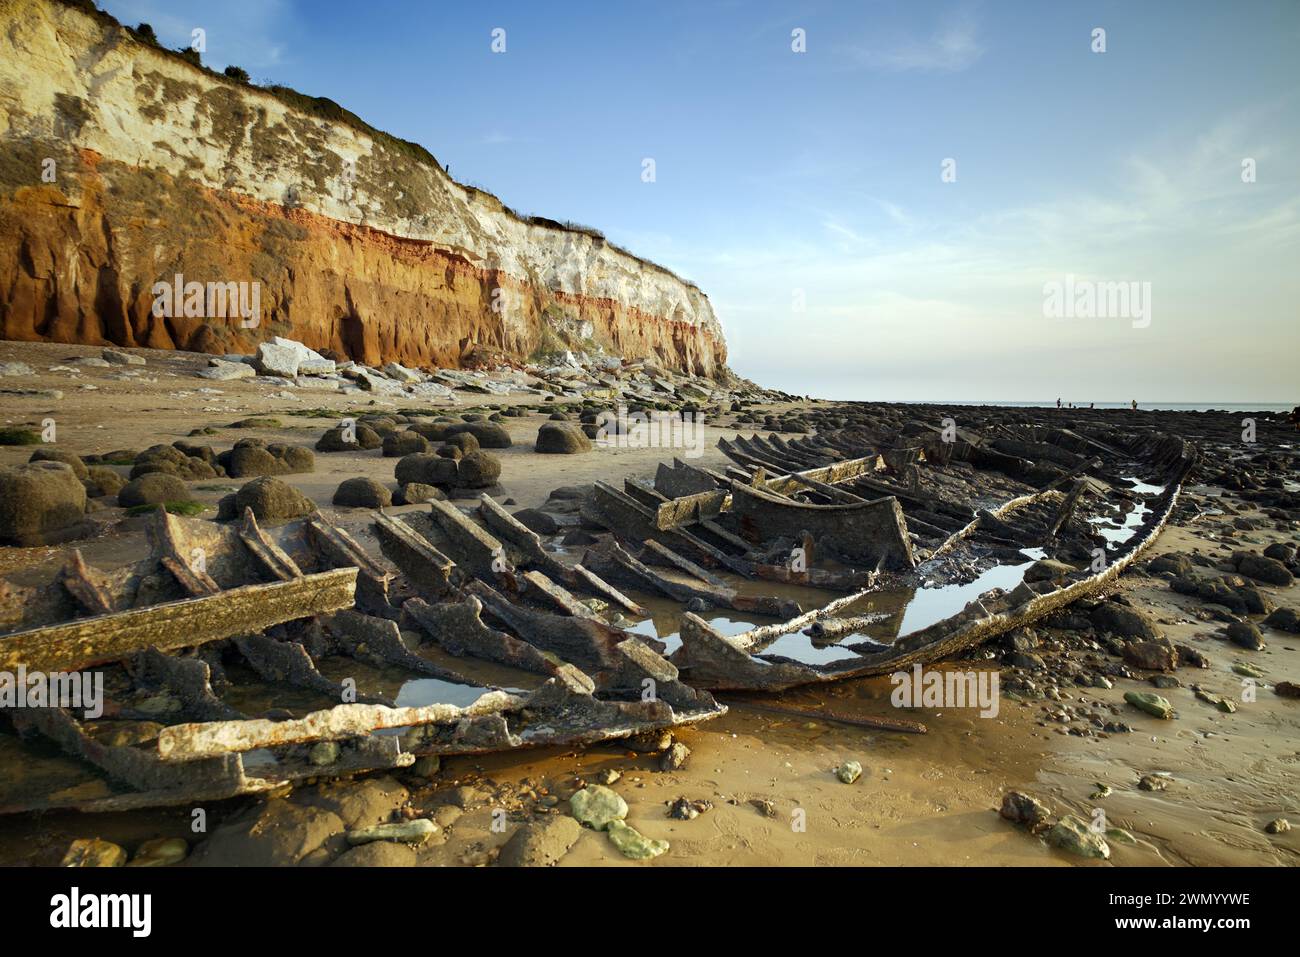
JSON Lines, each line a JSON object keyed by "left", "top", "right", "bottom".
{"left": 0, "top": 150, "right": 726, "bottom": 375}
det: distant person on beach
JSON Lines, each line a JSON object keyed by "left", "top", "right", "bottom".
{"left": 1056, "top": 398, "right": 1061, "bottom": 409}
{"left": 1131, "top": 399, "right": 1138, "bottom": 410}
{"left": 1089, "top": 402, "right": 1094, "bottom": 409}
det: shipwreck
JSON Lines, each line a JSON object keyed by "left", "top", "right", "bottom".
{"left": 0, "top": 409, "right": 1195, "bottom": 813}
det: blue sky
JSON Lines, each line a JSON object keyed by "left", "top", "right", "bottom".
{"left": 101, "top": 0, "right": 1299, "bottom": 403}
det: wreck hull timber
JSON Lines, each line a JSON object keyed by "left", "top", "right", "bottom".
{"left": 675, "top": 459, "right": 1191, "bottom": 692}
{"left": 0, "top": 568, "right": 358, "bottom": 673}
{"left": 728, "top": 481, "right": 916, "bottom": 570}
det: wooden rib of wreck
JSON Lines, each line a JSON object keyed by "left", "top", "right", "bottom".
{"left": 0, "top": 508, "right": 723, "bottom": 814}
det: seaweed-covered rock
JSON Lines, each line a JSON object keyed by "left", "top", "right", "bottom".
{"left": 332, "top": 477, "right": 392, "bottom": 509}
{"left": 446, "top": 421, "right": 512, "bottom": 449}
{"left": 83, "top": 465, "right": 126, "bottom": 498}
{"left": 535, "top": 422, "right": 593, "bottom": 454}
{"left": 1090, "top": 601, "right": 1161, "bottom": 640}
{"left": 228, "top": 442, "right": 315, "bottom": 478}
{"left": 382, "top": 431, "right": 430, "bottom": 457}
{"left": 1263, "top": 607, "right": 1300, "bottom": 633}
{"left": 118, "top": 473, "right": 193, "bottom": 508}
{"left": 0, "top": 461, "right": 87, "bottom": 545}
{"left": 316, "top": 423, "right": 382, "bottom": 452}
{"left": 409, "top": 421, "right": 453, "bottom": 442}
{"left": 444, "top": 431, "right": 480, "bottom": 454}
{"left": 395, "top": 453, "right": 458, "bottom": 487}
{"left": 1225, "top": 620, "right": 1266, "bottom": 650}
{"left": 233, "top": 477, "right": 317, "bottom": 521}
{"left": 456, "top": 451, "right": 501, "bottom": 488}
{"left": 1234, "top": 552, "right": 1294, "bottom": 587}
{"left": 28, "top": 447, "right": 88, "bottom": 480}
{"left": 394, "top": 482, "right": 446, "bottom": 505}
{"left": 131, "top": 444, "right": 217, "bottom": 480}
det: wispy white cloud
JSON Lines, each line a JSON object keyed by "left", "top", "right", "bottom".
{"left": 102, "top": 0, "right": 291, "bottom": 72}
{"left": 847, "top": 7, "right": 984, "bottom": 73}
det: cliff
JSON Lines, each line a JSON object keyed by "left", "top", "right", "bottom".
{"left": 0, "top": 0, "right": 727, "bottom": 375}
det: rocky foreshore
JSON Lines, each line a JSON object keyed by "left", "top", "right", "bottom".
{"left": 0, "top": 338, "right": 1296, "bottom": 867}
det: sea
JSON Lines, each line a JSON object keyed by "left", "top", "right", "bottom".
{"left": 885, "top": 401, "right": 1295, "bottom": 413}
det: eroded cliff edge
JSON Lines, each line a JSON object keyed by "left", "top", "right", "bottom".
{"left": 0, "top": 0, "right": 727, "bottom": 375}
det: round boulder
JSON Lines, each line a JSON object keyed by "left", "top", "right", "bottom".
{"left": 118, "top": 473, "right": 194, "bottom": 508}
{"left": 444, "top": 432, "right": 480, "bottom": 454}
{"left": 29, "top": 448, "right": 89, "bottom": 480}
{"left": 535, "top": 422, "right": 593, "bottom": 454}
{"left": 456, "top": 451, "right": 502, "bottom": 489}
{"left": 83, "top": 465, "right": 126, "bottom": 499}
{"left": 316, "top": 423, "right": 382, "bottom": 452}
{"left": 234, "top": 477, "right": 317, "bottom": 522}
{"left": 446, "top": 421, "right": 512, "bottom": 449}
{"left": 394, "top": 482, "right": 447, "bottom": 506}
{"left": 382, "top": 431, "right": 430, "bottom": 457}
{"left": 0, "top": 461, "right": 87, "bottom": 545}
{"left": 332, "top": 477, "right": 392, "bottom": 509}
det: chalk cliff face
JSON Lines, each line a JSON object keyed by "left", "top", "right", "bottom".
{"left": 0, "top": 0, "right": 727, "bottom": 375}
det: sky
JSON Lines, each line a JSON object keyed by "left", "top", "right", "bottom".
{"left": 99, "top": 0, "right": 1300, "bottom": 404}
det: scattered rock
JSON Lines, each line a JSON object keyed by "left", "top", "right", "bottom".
{"left": 569, "top": 785, "right": 628, "bottom": 830}
{"left": 345, "top": 819, "right": 438, "bottom": 846}
{"left": 1045, "top": 815, "right": 1110, "bottom": 859}
{"left": 1225, "top": 620, "right": 1266, "bottom": 651}
{"left": 1124, "top": 690, "right": 1174, "bottom": 719}
{"left": 999, "top": 791, "right": 1052, "bottom": 832}
{"left": 127, "top": 837, "right": 188, "bottom": 867}
{"left": 1121, "top": 640, "right": 1178, "bottom": 672}
{"left": 605, "top": 820, "right": 668, "bottom": 860}
{"left": 394, "top": 482, "right": 446, "bottom": 505}
{"left": 1265, "top": 818, "right": 1291, "bottom": 834}
{"left": 1138, "top": 774, "right": 1170, "bottom": 792}
{"left": 102, "top": 348, "right": 145, "bottom": 366}
{"left": 659, "top": 741, "right": 691, "bottom": 771}
{"left": 329, "top": 841, "right": 417, "bottom": 867}
{"left": 496, "top": 815, "right": 583, "bottom": 867}
{"left": 666, "top": 797, "right": 713, "bottom": 820}
{"left": 1234, "top": 552, "right": 1294, "bottom": 587}
{"left": 513, "top": 507, "right": 559, "bottom": 535}
{"left": 1091, "top": 602, "right": 1161, "bottom": 640}
{"left": 192, "top": 800, "right": 344, "bottom": 866}
{"left": 835, "top": 760, "right": 863, "bottom": 784}
{"left": 60, "top": 838, "right": 127, "bottom": 867}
